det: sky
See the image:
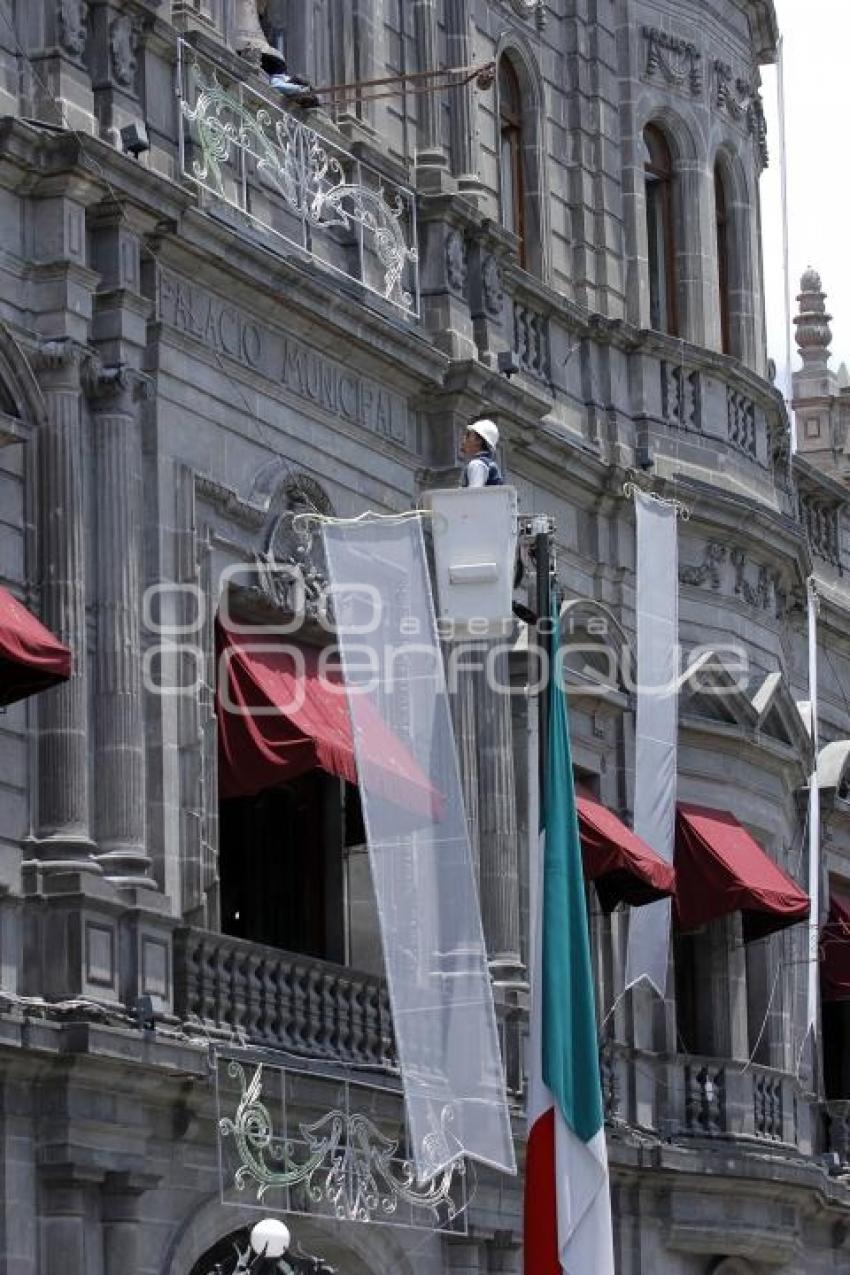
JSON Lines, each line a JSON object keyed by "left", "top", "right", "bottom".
{"left": 761, "top": 0, "right": 850, "bottom": 394}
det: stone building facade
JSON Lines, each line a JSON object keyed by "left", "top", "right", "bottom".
{"left": 0, "top": 0, "right": 848, "bottom": 1272}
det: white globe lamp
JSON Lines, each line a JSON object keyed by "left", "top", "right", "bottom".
{"left": 250, "top": 1218, "right": 291, "bottom": 1259}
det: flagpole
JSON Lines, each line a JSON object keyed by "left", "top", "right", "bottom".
{"left": 534, "top": 518, "right": 552, "bottom": 803}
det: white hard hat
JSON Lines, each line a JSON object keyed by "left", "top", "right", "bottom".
{"left": 470, "top": 418, "right": 499, "bottom": 451}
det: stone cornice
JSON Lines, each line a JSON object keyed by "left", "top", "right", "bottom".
{"left": 159, "top": 208, "right": 451, "bottom": 390}
{"left": 672, "top": 473, "right": 812, "bottom": 581}
{"left": 793, "top": 454, "right": 849, "bottom": 506}
{"left": 744, "top": 0, "right": 780, "bottom": 66}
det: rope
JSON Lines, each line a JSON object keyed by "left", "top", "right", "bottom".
{"left": 292, "top": 508, "right": 432, "bottom": 530}
{"left": 622, "top": 476, "right": 691, "bottom": 520}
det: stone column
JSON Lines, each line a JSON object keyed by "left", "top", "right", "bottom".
{"left": 32, "top": 340, "right": 98, "bottom": 875}
{"left": 412, "top": 0, "right": 449, "bottom": 188}
{"left": 444, "top": 0, "right": 480, "bottom": 194}
{"left": 88, "top": 366, "right": 154, "bottom": 890}
{"left": 475, "top": 640, "right": 523, "bottom": 983}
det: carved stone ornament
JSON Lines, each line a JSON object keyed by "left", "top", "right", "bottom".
{"left": 730, "top": 547, "right": 773, "bottom": 612}
{"left": 680, "top": 540, "right": 787, "bottom": 616}
{"left": 482, "top": 255, "right": 504, "bottom": 317}
{"left": 507, "top": 0, "right": 547, "bottom": 29}
{"left": 254, "top": 474, "right": 334, "bottom": 619}
{"left": 679, "top": 541, "right": 727, "bottom": 590}
{"left": 58, "top": 0, "right": 89, "bottom": 59}
{"left": 643, "top": 26, "right": 703, "bottom": 96}
{"left": 109, "top": 14, "right": 138, "bottom": 88}
{"left": 714, "top": 62, "right": 769, "bottom": 168}
{"left": 445, "top": 230, "right": 468, "bottom": 294}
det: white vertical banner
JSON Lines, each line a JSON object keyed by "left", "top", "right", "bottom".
{"left": 624, "top": 490, "right": 679, "bottom": 996}
{"left": 806, "top": 579, "right": 820, "bottom": 1036}
{"left": 322, "top": 516, "right": 515, "bottom": 1184}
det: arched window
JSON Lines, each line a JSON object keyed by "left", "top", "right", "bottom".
{"left": 643, "top": 125, "right": 678, "bottom": 336}
{"left": 499, "top": 56, "right": 526, "bottom": 265}
{"left": 715, "top": 163, "right": 732, "bottom": 354}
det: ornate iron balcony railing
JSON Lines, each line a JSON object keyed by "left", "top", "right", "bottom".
{"left": 177, "top": 40, "right": 420, "bottom": 316}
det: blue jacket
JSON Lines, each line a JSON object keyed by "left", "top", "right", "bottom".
{"left": 462, "top": 453, "right": 504, "bottom": 487}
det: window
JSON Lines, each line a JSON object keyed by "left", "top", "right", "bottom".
{"left": 499, "top": 57, "right": 526, "bottom": 265}
{"left": 643, "top": 125, "right": 678, "bottom": 336}
{"left": 715, "top": 164, "right": 732, "bottom": 354}
{"left": 219, "top": 773, "right": 345, "bottom": 960}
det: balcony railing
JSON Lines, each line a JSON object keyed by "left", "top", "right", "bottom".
{"left": 177, "top": 39, "right": 420, "bottom": 316}
{"left": 602, "top": 1043, "right": 810, "bottom": 1150}
{"left": 173, "top": 928, "right": 397, "bottom": 1069}
{"left": 174, "top": 928, "right": 529, "bottom": 1101}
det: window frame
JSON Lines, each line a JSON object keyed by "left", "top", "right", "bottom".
{"left": 643, "top": 124, "right": 679, "bottom": 337}
{"left": 498, "top": 55, "right": 527, "bottom": 268}
{"left": 715, "top": 163, "right": 733, "bottom": 355}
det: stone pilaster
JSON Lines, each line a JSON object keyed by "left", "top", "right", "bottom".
{"left": 444, "top": 0, "right": 480, "bottom": 195}
{"left": 412, "top": 0, "right": 449, "bottom": 190}
{"left": 39, "top": 1165, "right": 102, "bottom": 1275}
{"left": 102, "top": 1172, "right": 156, "bottom": 1275}
{"left": 18, "top": 0, "right": 96, "bottom": 134}
{"left": 474, "top": 641, "right": 523, "bottom": 983}
{"left": 31, "top": 339, "right": 98, "bottom": 875}
{"left": 89, "top": 0, "right": 143, "bottom": 149}
{"left": 88, "top": 364, "right": 154, "bottom": 890}
{"left": 467, "top": 229, "right": 511, "bottom": 370}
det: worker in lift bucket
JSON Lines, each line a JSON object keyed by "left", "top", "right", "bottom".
{"left": 460, "top": 418, "right": 504, "bottom": 488}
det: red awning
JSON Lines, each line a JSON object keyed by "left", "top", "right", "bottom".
{"left": 0, "top": 585, "right": 71, "bottom": 706}
{"left": 675, "top": 804, "right": 810, "bottom": 941}
{"left": 576, "top": 788, "right": 676, "bottom": 911}
{"left": 821, "top": 891, "right": 850, "bottom": 1003}
{"left": 216, "top": 623, "right": 439, "bottom": 818}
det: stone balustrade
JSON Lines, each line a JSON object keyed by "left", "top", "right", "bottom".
{"left": 174, "top": 929, "right": 529, "bottom": 1097}
{"left": 600, "top": 1042, "right": 810, "bottom": 1150}
{"left": 173, "top": 929, "right": 397, "bottom": 1068}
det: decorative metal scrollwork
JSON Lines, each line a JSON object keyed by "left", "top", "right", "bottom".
{"left": 180, "top": 51, "right": 418, "bottom": 311}
{"left": 219, "top": 1062, "right": 464, "bottom": 1226}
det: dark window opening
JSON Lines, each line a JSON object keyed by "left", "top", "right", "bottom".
{"left": 715, "top": 164, "right": 732, "bottom": 355}
{"left": 643, "top": 125, "right": 678, "bottom": 336}
{"left": 674, "top": 929, "right": 701, "bottom": 1054}
{"left": 675, "top": 921, "right": 737, "bottom": 1058}
{"left": 219, "top": 772, "right": 374, "bottom": 966}
{"left": 499, "top": 56, "right": 526, "bottom": 267}
{"left": 824, "top": 1001, "right": 850, "bottom": 1100}
{"left": 220, "top": 773, "right": 335, "bottom": 958}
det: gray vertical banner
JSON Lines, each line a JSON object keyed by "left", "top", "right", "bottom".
{"left": 624, "top": 491, "right": 679, "bottom": 996}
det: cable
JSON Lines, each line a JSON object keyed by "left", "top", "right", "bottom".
{"left": 777, "top": 35, "right": 795, "bottom": 433}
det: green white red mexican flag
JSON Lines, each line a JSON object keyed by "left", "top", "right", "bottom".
{"left": 523, "top": 616, "right": 614, "bottom": 1275}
